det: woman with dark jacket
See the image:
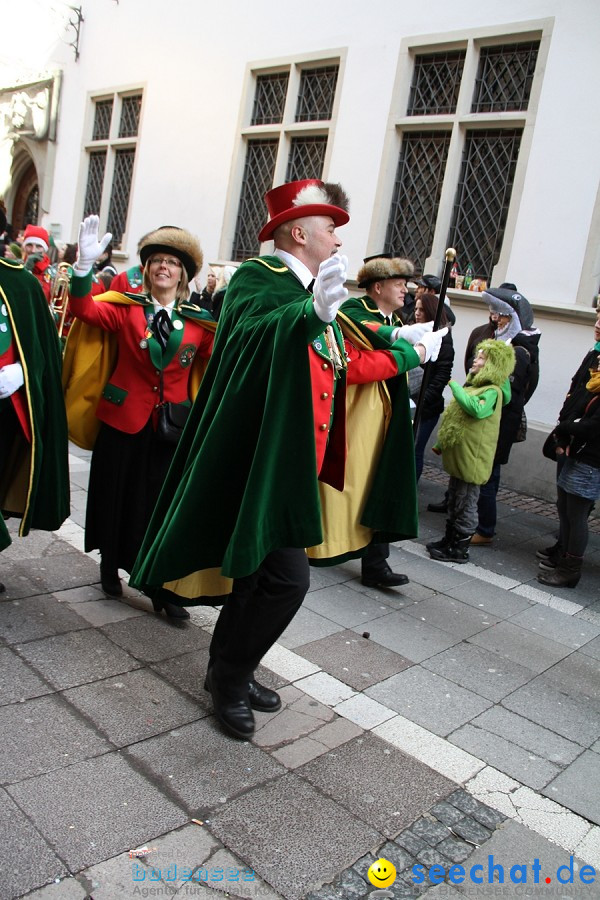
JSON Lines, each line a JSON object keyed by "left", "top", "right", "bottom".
{"left": 413, "top": 293, "right": 454, "bottom": 480}
{"left": 537, "top": 315, "right": 600, "bottom": 588}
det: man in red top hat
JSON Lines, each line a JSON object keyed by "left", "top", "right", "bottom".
{"left": 22, "top": 224, "right": 52, "bottom": 300}
{"left": 131, "top": 179, "right": 444, "bottom": 740}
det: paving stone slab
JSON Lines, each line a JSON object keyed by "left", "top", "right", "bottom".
{"left": 100, "top": 614, "right": 211, "bottom": 662}
{"left": 0, "top": 645, "right": 52, "bottom": 705}
{"left": 542, "top": 750, "right": 600, "bottom": 826}
{"left": 581, "top": 635, "right": 600, "bottom": 661}
{"left": 296, "top": 629, "right": 412, "bottom": 691}
{"left": 366, "top": 667, "right": 492, "bottom": 737}
{"left": 7, "top": 751, "right": 188, "bottom": 872}
{"left": 352, "top": 610, "right": 460, "bottom": 663}
{"left": 21, "top": 551, "right": 103, "bottom": 592}
{"left": 468, "top": 621, "right": 572, "bottom": 672}
{"left": 66, "top": 597, "right": 145, "bottom": 626}
{"left": 52, "top": 584, "right": 110, "bottom": 604}
{"left": 0, "top": 693, "right": 110, "bottom": 783}
{"left": 126, "top": 718, "right": 285, "bottom": 813}
{"left": 450, "top": 724, "right": 560, "bottom": 790}
{"left": 534, "top": 652, "right": 600, "bottom": 712}
{"left": 299, "top": 732, "right": 454, "bottom": 838}
{"left": 0, "top": 594, "right": 88, "bottom": 644}
{"left": 64, "top": 667, "right": 203, "bottom": 747}
{"left": 253, "top": 686, "right": 337, "bottom": 750}
{"left": 422, "top": 642, "right": 534, "bottom": 702}
{"left": 0, "top": 788, "right": 67, "bottom": 899}
{"left": 508, "top": 605, "right": 600, "bottom": 649}
{"left": 466, "top": 705, "right": 583, "bottom": 766}
{"left": 151, "top": 647, "right": 214, "bottom": 705}
{"left": 278, "top": 605, "right": 344, "bottom": 649}
{"left": 17, "top": 627, "right": 141, "bottom": 690}
{"left": 441, "top": 578, "right": 533, "bottom": 619}
{"left": 303, "top": 583, "right": 396, "bottom": 627}
{"left": 23, "top": 877, "right": 88, "bottom": 898}
{"left": 208, "top": 773, "right": 382, "bottom": 900}
{"left": 502, "top": 680, "right": 600, "bottom": 747}
{"left": 403, "top": 595, "right": 500, "bottom": 639}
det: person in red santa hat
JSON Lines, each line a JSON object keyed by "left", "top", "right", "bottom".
{"left": 21, "top": 224, "right": 52, "bottom": 301}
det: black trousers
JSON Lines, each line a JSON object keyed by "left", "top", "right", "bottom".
{"left": 361, "top": 542, "right": 390, "bottom": 577}
{"left": 209, "top": 547, "right": 310, "bottom": 697}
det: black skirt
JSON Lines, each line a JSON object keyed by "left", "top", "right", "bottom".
{"left": 85, "top": 420, "right": 175, "bottom": 572}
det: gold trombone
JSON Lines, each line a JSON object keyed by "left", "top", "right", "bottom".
{"left": 49, "top": 262, "right": 71, "bottom": 340}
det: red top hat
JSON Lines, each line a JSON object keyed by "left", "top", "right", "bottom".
{"left": 258, "top": 179, "right": 350, "bottom": 243}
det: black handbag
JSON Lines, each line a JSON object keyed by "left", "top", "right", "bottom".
{"left": 156, "top": 371, "right": 190, "bottom": 444}
{"left": 542, "top": 430, "right": 559, "bottom": 460}
{"left": 514, "top": 409, "right": 527, "bottom": 443}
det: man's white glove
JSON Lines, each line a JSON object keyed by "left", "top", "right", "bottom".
{"left": 0, "top": 363, "right": 24, "bottom": 399}
{"left": 391, "top": 321, "right": 433, "bottom": 344}
{"left": 312, "top": 254, "right": 348, "bottom": 323}
{"left": 416, "top": 327, "right": 448, "bottom": 363}
{"left": 74, "top": 215, "right": 112, "bottom": 276}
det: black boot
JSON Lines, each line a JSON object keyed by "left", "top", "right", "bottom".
{"left": 205, "top": 667, "right": 255, "bottom": 740}
{"left": 361, "top": 566, "right": 409, "bottom": 588}
{"left": 100, "top": 561, "right": 122, "bottom": 597}
{"left": 152, "top": 597, "right": 191, "bottom": 620}
{"left": 426, "top": 520, "right": 453, "bottom": 553}
{"left": 204, "top": 670, "right": 281, "bottom": 712}
{"left": 537, "top": 554, "right": 582, "bottom": 588}
{"left": 429, "top": 530, "right": 472, "bottom": 563}
{"left": 427, "top": 495, "right": 448, "bottom": 513}
{"left": 536, "top": 541, "right": 562, "bottom": 571}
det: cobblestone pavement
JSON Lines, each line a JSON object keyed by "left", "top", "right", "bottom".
{"left": 1, "top": 448, "right": 599, "bottom": 899}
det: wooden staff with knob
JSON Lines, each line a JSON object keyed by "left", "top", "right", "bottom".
{"left": 412, "top": 247, "right": 456, "bottom": 435}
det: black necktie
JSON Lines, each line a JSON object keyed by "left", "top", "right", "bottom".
{"left": 153, "top": 308, "right": 172, "bottom": 351}
{"left": 307, "top": 279, "right": 315, "bottom": 293}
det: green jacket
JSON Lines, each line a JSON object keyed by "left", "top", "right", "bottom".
{"left": 0, "top": 260, "right": 69, "bottom": 550}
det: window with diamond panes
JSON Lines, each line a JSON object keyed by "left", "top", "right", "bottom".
{"left": 251, "top": 73, "right": 289, "bottom": 125}
{"left": 407, "top": 52, "right": 466, "bottom": 115}
{"left": 285, "top": 136, "right": 328, "bottom": 182}
{"left": 83, "top": 150, "right": 107, "bottom": 217}
{"left": 92, "top": 99, "right": 113, "bottom": 141}
{"left": 119, "top": 94, "right": 142, "bottom": 138}
{"left": 385, "top": 132, "right": 451, "bottom": 271}
{"left": 295, "top": 66, "right": 339, "bottom": 122}
{"left": 447, "top": 129, "right": 522, "bottom": 283}
{"left": 472, "top": 42, "right": 539, "bottom": 113}
{"left": 107, "top": 148, "right": 136, "bottom": 246}
{"left": 232, "top": 139, "right": 278, "bottom": 261}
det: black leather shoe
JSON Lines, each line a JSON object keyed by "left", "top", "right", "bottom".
{"left": 248, "top": 680, "right": 282, "bottom": 712}
{"left": 205, "top": 669, "right": 255, "bottom": 740}
{"left": 361, "top": 571, "right": 409, "bottom": 588}
{"left": 152, "top": 598, "right": 190, "bottom": 620}
{"left": 427, "top": 499, "right": 448, "bottom": 513}
{"left": 100, "top": 563, "right": 122, "bottom": 597}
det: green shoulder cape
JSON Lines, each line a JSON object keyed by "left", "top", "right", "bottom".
{"left": 0, "top": 259, "right": 69, "bottom": 550}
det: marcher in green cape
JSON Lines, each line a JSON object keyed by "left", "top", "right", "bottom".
{"left": 427, "top": 339, "right": 515, "bottom": 563}
{"left": 0, "top": 249, "right": 70, "bottom": 590}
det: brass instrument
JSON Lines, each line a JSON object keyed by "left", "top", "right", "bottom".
{"left": 49, "top": 262, "right": 71, "bottom": 340}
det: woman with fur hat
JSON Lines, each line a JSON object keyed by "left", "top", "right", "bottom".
{"left": 63, "top": 216, "right": 215, "bottom": 616}
{"left": 427, "top": 339, "right": 515, "bottom": 563}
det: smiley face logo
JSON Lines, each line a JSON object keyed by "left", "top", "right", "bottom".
{"left": 367, "top": 857, "right": 396, "bottom": 888}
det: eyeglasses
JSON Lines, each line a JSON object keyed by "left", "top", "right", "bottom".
{"left": 149, "top": 256, "right": 182, "bottom": 270}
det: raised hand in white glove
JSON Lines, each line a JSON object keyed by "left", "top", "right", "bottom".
{"left": 74, "top": 215, "right": 112, "bottom": 276}
{"left": 391, "top": 321, "right": 433, "bottom": 344}
{"left": 0, "top": 363, "right": 24, "bottom": 399}
{"left": 416, "top": 327, "right": 448, "bottom": 363}
{"left": 312, "top": 254, "right": 349, "bottom": 323}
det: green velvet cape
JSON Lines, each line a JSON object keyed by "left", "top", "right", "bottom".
{"left": 0, "top": 260, "right": 70, "bottom": 551}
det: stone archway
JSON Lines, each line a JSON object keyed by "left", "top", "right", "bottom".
{"left": 12, "top": 160, "right": 39, "bottom": 233}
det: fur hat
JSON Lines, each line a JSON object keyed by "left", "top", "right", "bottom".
{"left": 23, "top": 224, "right": 49, "bottom": 253}
{"left": 470, "top": 339, "right": 516, "bottom": 387}
{"left": 357, "top": 256, "right": 414, "bottom": 290}
{"left": 483, "top": 288, "right": 533, "bottom": 330}
{"left": 259, "top": 179, "right": 349, "bottom": 242}
{"left": 416, "top": 274, "right": 441, "bottom": 293}
{"left": 139, "top": 226, "right": 203, "bottom": 280}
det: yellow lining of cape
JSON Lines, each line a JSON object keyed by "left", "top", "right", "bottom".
{"left": 163, "top": 567, "right": 232, "bottom": 599}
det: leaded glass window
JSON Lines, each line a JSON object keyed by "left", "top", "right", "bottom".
{"left": 447, "top": 129, "right": 522, "bottom": 282}
{"left": 119, "top": 94, "right": 142, "bottom": 138}
{"left": 107, "top": 148, "right": 136, "bottom": 246}
{"left": 385, "top": 132, "right": 451, "bottom": 270}
{"left": 295, "top": 66, "right": 338, "bottom": 122}
{"left": 92, "top": 100, "right": 113, "bottom": 141}
{"left": 251, "top": 73, "right": 289, "bottom": 125}
{"left": 407, "top": 52, "right": 466, "bottom": 115}
{"left": 285, "top": 136, "right": 327, "bottom": 182}
{"left": 472, "top": 43, "right": 539, "bottom": 113}
{"left": 232, "top": 139, "right": 278, "bottom": 261}
{"left": 83, "top": 150, "right": 107, "bottom": 217}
